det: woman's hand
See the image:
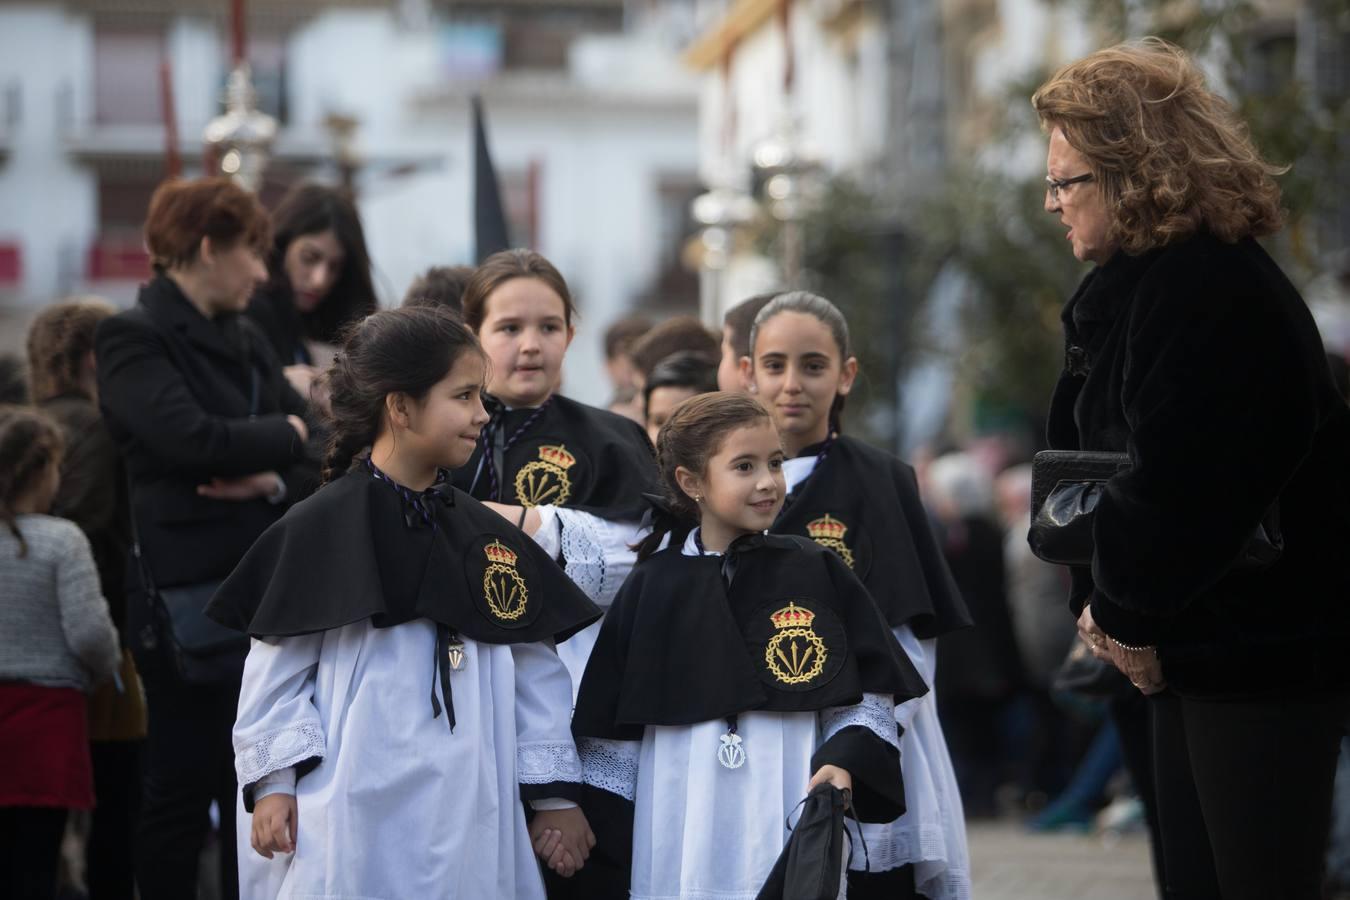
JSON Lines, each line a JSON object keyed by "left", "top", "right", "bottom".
{"left": 198, "top": 471, "right": 283, "bottom": 502}
{"left": 529, "top": 807, "right": 595, "bottom": 877}
{"left": 1109, "top": 642, "right": 1167, "bottom": 695}
{"left": 286, "top": 414, "right": 310, "bottom": 444}
{"left": 1077, "top": 604, "right": 1111, "bottom": 661}
{"left": 251, "top": 793, "right": 297, "bottom": 859}
{"left": 807, "top": 764, "right": 853, "bottom": 797}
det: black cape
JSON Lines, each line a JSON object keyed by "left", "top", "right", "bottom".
{"left": 450, "top": 393, "right": 657, "bottom": 521}
{"left": 775, "top": 435, "right": 972, "bottom": 639}
{"left": 206, "top": 464, "right": 601, "bottom": 645}
{"left": 572, "top": 534, "right": 927, "bottom": 738}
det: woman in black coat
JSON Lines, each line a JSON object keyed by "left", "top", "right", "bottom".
{"left": 1033, "top": 39, "right": 1350, "bottom": 899}
{"left": 95, "top": 177, "right": 315, "bottom": 900}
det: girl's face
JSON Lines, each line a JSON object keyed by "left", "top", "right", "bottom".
{"left": 284, "top": 229, "right": 346, "bottom": 313}
{"left": 742, "top": 311, "right": 857, "bottom": 452}
{"left": 646, "top": 385, "right": 698, "bottom": 446}
{"left": 677, "top": 420, "right": 785, "bottom": 540}
{"left": 398, "top": 352, "right": 491, "bottom": 471}
{"left": 476, "top": 278, "right": 574, "bottom": 408}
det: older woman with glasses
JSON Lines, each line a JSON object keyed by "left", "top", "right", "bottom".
{"left": 1034, "top": 38, "right": 1350, "bottom": 899}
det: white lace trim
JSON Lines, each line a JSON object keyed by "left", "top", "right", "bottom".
{"left": 845, "top": 819, "right": 972, "bottom": 898}
{"left": 517, "top": 740, "right": 583, "bottom": 785}
{"left": 577, "top": 737, "right": 639, "bottom": 802}
{"left": 556, "top": 508, "right": 608, "bottom": 602}
{"left": 236, "top": 722, "right": 326, "bottom": 786}
{"left": 820, "top": 693, "right": 899, "bottom": 750}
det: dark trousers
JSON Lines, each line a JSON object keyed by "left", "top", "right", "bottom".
{"left": 135, "top": 668, "right": 240, "bottom": 900}
{"left": 1151, "top": 690, "right": 1349, "bottom": 900}
{"left": 1111, "top": 692, "right": 1167, "bottom": 894}
{"left": 87, "top": 740, "right": 142, "bottom": 900}
{"left": 0, "top": 807, "right": 67, "bottom": 899}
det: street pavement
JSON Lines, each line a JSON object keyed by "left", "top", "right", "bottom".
{"left": 968, "top": 821, "right": 1156, "bottom": 900}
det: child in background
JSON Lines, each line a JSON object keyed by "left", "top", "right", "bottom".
{"left": 743, "top": 292, "right": 972, "bottom": 899}
{"left": 207, "top": 308, "right": 601, "bottom": 899}
{"left": 0, "top": 408, "right": 120, "bottom": 899}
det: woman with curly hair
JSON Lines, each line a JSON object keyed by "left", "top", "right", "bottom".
{"left": 1033, "top": 38, "right": 1350, "bottom": 898}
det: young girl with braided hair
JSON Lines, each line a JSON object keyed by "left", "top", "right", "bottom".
{"left": 0, "top": 407, "right": 120, "bottom": 899}
{"left": 206, "top": 306, "right": 601, "bottom": 899}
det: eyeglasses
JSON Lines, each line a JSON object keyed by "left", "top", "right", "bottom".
{"left": 1045, "top": 172, "right": 1094, "bottom": 203}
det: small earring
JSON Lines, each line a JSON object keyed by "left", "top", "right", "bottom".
{"left": 748, "top": 384, "right": 757, "bottom": 394}
{"left": 693, "top": 495, "right": 703, "bottom": 503}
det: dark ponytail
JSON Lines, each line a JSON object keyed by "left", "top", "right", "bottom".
{"left": 747, "top": 291, "right": 854, "bottom": 433}
{"left": 632, "top": 392, "right": 773, "bottom": 561}
{"left": 0, "top": 407, "right": 65, "bottom": 557}
{"left": 321, "top": 307, "right": 484, "bottom": 483}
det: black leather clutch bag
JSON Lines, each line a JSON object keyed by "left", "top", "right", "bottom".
{"left": 1029, "top": 449, "right": 1284, "bottom": 569}
{"left": 1029, "top": 451, "right": 1130, "bottom": 566}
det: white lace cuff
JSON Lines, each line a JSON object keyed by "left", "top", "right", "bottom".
{"left": 553, "top": 509, "right": 642, "bottom": 609}
{"left": 578, "top": 737, "right": 640, "bottom": 802}
{"left": 236, "top": 722, "right": 326, "bottom": 787}
{"left": 518, "top": 740, "right": 583, "bottom": 785}
{"left": 821, "top": 693, "right": 899, "bottom": 750}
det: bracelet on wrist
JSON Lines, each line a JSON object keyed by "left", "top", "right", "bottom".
{"left": 1108, "top": 636, "right": 1155, "bottom": 654}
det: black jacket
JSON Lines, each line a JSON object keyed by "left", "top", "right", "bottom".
{"left": 246, "top": 284, "right": 310, "bottom": 366}
{"left": 1046, "top": 231, "right": 1350, "bottom": 697}
{"left": 95, "top": 274, "right": 316, "bottom": 588}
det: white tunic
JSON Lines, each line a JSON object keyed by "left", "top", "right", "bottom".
{"left": 233, "top": 618, "right": 582, "bottom": 900}
{"left": 530, "top": 506, "right": 643, "bottom": 698}
{"left": 783, "top": 454, "right": 971, "bottom": 899}
{"left": 578, "top": 530, "right": 900, "bottom": 900}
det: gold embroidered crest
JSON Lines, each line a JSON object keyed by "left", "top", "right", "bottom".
{"left": 806, "top": 514, "right": 855, "bottom": 569}
{"left": 764, "top": 602, "right": 828, "bottom": 686}
{"left": 482, "top": 540, "right": 529, "bottom": 622}
{"left": 513, "top": 444, "right": 575, "bottom": 508}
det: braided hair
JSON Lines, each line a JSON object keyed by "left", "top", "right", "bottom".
{"left": 0, "top": 407, "right": 65, "bottom": 557}
{"left": 321, "top": 306, "right": 484, "bottom": 483}
{"left": 26, "top": 298, "right": 118, "bottom": 403}
{"left": 632, "top": 391, "right": 772, "bottom": 561}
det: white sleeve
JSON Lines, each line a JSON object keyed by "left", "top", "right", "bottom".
{"left": 528, "top": 506, "right": 644, "bottom": 609}
{"left": 892, "top": 627, "right": 935, "bottom": 732}
{"left": 512, "top": 640, "right": 584, "bottom": 802}
{"left": 576, "top": 737, "right": 641, "bottom": 802}
{"left": 234, "top": 633, "right": 326, "bottom": 809}
{"left": 252, "top": 766, "right": 297, "bottom": 801}
{"left": 820, "top": 693, "right": 901, "bottom": 751}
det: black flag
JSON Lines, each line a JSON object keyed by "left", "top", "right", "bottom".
{"left": 473, "top": 96, "right": 511, "bottom": 262}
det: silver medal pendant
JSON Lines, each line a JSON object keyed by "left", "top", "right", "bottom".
{"left": 447, "top": 640, "right": 466, "bottom": 672}
{"left": 717, "top": 732, "right": 746, "bottom": 769}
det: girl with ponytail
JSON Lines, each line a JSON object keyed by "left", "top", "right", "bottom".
{"left": 205, "top": 306, "right": 603, "bottom": 899}
{"left": 743, "top": 292, "right": 973, "bottom": 899}
{"left": 565, "top": 392, "right": 926, "bottom": 900}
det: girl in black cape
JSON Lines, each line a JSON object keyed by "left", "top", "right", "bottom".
{"left": 452, "top": 250, "right": 658, "bottom": 694}
{"left": 206, "top": 308, "right": 600, "bottom": 899}
{"left": 741, "top": 292, "right": 972, "bottom": 899}
{"left": 568, "top": 392, "right": 927, "bottom": 900}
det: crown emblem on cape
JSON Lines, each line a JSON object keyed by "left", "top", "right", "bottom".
{"left": 484, "top": 540, "right": 518, "bottom": 567}
{"left": 537, "top": 444, "right": 577, "bottom": 469}
{"left": 770, "top": 602, "right": 816, "bottom": 630}
{"left": 806, "top": 514, "right": 848, "bottom": 542}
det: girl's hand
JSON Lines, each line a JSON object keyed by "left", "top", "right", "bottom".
{"left": 529, "top": 807, "right": 596, "bottom": 877}
{"left": 251, "top": 793, "right": 297, "bottom": 859}
{"left": 808, "top": 764, "right": 853, "bottom": 796}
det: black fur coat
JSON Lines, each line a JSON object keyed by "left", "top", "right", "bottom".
{"left": 1046, "top": 231, "right": 1350, "bottom": 697}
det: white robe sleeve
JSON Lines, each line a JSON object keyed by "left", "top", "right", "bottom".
{"left": 512, "top": 640, "right": 584, "bottom": 805}
{"left": 819, "top": 693, "right": 901, "bottom": 751}
{"left": 892, "top": 627, "right": 935, "bottom": 733}
{"left": 234, "top": 633, "right": 327, "bottom": 811}
{"left": 529, "top": 506, "right": 643, "bottom": 610}
{"left": 576, "top": 737, "right": 640, "bottom": 802}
